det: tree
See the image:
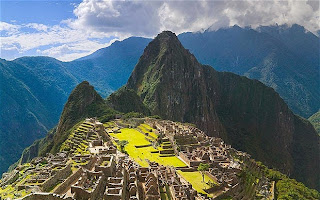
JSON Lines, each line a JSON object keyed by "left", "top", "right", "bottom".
{"left": 118, "top": 140, "right": 129, "bottom": 153}
{"left": 198, "top": 163, "right": 210, "bottom": 182}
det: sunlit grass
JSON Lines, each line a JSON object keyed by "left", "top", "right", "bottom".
{"left": 139, "top": 123, "right": 158, "bottom": 138}
{"left": 110, "top": 128, "right": 186, "bottom": 167}
{"left": 177, "top": 171, "right": 217, "bottom": 197}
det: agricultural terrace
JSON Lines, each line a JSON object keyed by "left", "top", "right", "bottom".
{"left": 109, "top": 126, "right": 186, "bottom": 168}
{"left": 178, "top": 171, "right": 217, "bottom": 197}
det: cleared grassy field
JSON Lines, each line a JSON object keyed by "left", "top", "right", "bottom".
{"left": 177, "top": 171, "right": 216, "bottom": 197}
{"left": 110, "top": 128, "right": 186, "bottom": 167}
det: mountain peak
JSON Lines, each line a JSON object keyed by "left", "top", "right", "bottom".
{"left": 142, "top": 30, "right": 185, "bottom": 59}
{"left": 127, "top": 30, "right": 200, "bottom": 96}
{"left": 155, "top": 30, "right": 178, "bottom": 41}
{"left": 56, "top": 81, "right": 104, "bottom": 136}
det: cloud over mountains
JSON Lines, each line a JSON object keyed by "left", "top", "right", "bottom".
{"left": 1, "top": 0, "right": 319, "bottom": 61}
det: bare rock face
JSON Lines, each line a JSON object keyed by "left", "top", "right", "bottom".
{"left": 126, "top": 31, "right": 319, "bottom": 190}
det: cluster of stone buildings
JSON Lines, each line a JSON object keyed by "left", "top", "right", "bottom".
{"left": 145, "top": 119, "right": 259, "bottom": 199}
{"left": 1, "top": 118, "right": 274, "bottom": 200}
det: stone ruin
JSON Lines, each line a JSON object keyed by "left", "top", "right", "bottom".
{"left": 0, "top": 118, "right": 273, "bottom": 200}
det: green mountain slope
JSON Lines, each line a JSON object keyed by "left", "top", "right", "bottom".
{"left": 106, "top": 87, "right": 150, "bottom": 115}
{"left": 68, "top": 37, "right": 152, "bottom": 96}
{"left": 309, "top": 111, "right": 320, "bottom": 135}
{"left": 0, "top": 58, "right": 78, "bottom": 175}
{"left": 124, "top": 31, "right": 319, "bottom": 190}
{"left": 19, "top": 81, "right": 118, "bottom": 163}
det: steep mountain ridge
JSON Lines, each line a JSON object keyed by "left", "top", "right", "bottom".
{"left": 19, "top": 81, "right": 118, "bottom": 163}
{"left": 124, "top": 31, "right": 319, "bottom": 189}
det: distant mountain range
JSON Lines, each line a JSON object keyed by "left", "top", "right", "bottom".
{"left": 179, "top": 24, "right": 319, "bottom": 118}
{"left": 0, "top": 24, "right": 319, "bottom": 178}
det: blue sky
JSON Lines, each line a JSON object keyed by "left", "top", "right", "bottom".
{"left": 1, "top": 0, "right": 319, "bottom": 61}
{"left": 1, "top": 1, "right": 78, "bottom": 25}
{"left": 1, "top": 0, "right": 120, "bottom": 61}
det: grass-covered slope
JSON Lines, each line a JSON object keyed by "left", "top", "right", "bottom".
{"left": 309, "top": 111, "right": 320, "bottom": 135}
{"left": 125, "top": 31, "right": 319, "bottom": 190}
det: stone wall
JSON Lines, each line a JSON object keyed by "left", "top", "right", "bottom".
{"left": 204, "top": 172, "right": 219, "bottom": 184}
{"left": 21, "top": 192, "right": 74, "bottom": 200}
{"left": 53, "top": 168, "right": 83, "bottom": 195}
{"left": 90, "top": 175, "right": 107, "bottom": 200}
{"left": 0, "top": 170, "right": 19, "bottom": 187}
{"left": 178, "top": 152, "right": 191, "bottom": 166}
{"left": 84, "top": 156, "right": 98, "bottom": 170}
{"left": 42, "top": 165, "right": 72, "bottom": 192}
{"left": 214, "top": 183, "right": 242, "bottom": 200}
{"left": 71, "top": 186, "right": 90, "bottom": 200}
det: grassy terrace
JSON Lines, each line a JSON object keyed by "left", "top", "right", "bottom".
{"left": 177, "top": 171, "right": 217, "bottom": 197}
{"left": 103, "top": 121, "right": 116, "bottom": 128}
{"left": 0, "top": 163, "right": 36, "bottom": 199}
{"left": 109, "top": 128, "right": 186, "bottom": 167}
{"left": 138, "top": 123, "right": 158, "bottom": 139}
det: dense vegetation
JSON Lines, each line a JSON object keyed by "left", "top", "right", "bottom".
{"left": 309, "top": 111, "right": 320, "bottom": 135}
{"left": 0, "top": 58, "right": 78, "bottom": 175}
{"left": 107, "top": 87, "right": 150, "bottom": 115}
{"left": 257, "top": 162, "right": 320, "bottom": 199}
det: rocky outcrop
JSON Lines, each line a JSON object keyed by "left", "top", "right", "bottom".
{"left": 125, "top": 31, "right": 319, "bottom": 189}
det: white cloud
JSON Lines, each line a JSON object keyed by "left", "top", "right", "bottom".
{"left": 0, "top": 22, "right": 121, "bottom": 61}
{"left": 25, "top": 23, "right": 49, "bottom": 32}
{"left": 36, "top": 38, "right": 117, "bottom": 61}
{"left": 0, "top": 22, "right": 20, "bottom": 34}
{"left": 1, "top": 0, "right": 319, "bottom": 61}
{"left": 70, "top": 0, "right": 320, "bottom": 35}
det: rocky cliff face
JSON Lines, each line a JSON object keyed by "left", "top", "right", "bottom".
{"left": 126, "top": 31, "right": 319, "bottom": 189}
